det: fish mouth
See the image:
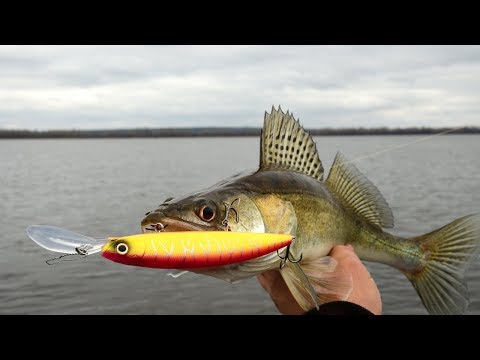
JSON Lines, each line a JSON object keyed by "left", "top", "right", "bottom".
{"left": 141, "top": 213, "right": 214, "bottom": 233}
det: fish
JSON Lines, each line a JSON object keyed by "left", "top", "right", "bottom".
{"left": 140, "top": 106, "right": 480, "bottom": 314}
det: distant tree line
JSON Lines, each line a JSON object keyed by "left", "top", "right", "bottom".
{"left": 0, "top": 126, "right": 478, "bottom": 139}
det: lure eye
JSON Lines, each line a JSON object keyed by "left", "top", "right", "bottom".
{"left": 199, "top": 205, "right": 216, "bottom": 222}
{"left": 116, "top": 243, "right": 129, "bottom": 255}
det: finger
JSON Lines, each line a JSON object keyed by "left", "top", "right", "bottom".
{"left": 257, "top": 269, "right": 283, "bottom": 293}
{"left": 329, "top": 245, "right": 383, "bottom": 315}
{"left": 329, "top": 244, "right": 355, "bottom": 259}
{"left": 257, "top": 270, "right": 304, "bottom": 315}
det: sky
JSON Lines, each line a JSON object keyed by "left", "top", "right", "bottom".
{"left": 1, "top": 45, "right": 480, "bottom": 130}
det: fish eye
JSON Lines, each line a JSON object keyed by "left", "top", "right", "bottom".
{"left": 116, "top": 242, "right": 129, "bottom": 255}
{"left": 199, "top": 205, "right": 216, "bottom": 222}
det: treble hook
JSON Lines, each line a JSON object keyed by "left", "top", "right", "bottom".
{"left": 145, "top": 223, "right": 166, "bottom": 232}
{"left": 277, "top": 238, "right": 302, "bottom": 269}
{"left": 222, "top": 198, "right": 241, "bottom": 230}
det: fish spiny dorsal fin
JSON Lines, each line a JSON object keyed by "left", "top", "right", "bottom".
{"left": 326, "top": 152, "right": 394, "bottom": 228}
{"left": 259, "top": 106, "right": 324, "bottom": 181}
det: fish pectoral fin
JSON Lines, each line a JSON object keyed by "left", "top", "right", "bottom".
{"left": 280, "top": 256, "right": 353, "bottom": 312}
{"left": 285, "top": 262, "right": 319, "bottom": 310}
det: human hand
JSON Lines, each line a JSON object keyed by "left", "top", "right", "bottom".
{"left": 257, "top": 244, "right": 382, "bottom": 315}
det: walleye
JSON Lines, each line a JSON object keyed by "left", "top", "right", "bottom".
{"left": 141, "top": 106, "right": 480, "bottom": 315}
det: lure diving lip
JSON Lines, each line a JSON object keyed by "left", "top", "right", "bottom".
{"left": 26, "top": 225, "right": 293, "bottom": 269}
{"left": 26, "top": 225, "right": 107, "bottom": 255}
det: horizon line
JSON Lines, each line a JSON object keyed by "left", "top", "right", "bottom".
{"left": 0, "top": 126, "right": 479, "bottom": 139}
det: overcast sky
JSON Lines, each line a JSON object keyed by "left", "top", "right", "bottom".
{"left": 1, "top": 45, "right": 479, "bottom": 130}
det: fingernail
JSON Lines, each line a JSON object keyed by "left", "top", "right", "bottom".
{"left": 345, "top": 244, "right": 354, "bottom": 251}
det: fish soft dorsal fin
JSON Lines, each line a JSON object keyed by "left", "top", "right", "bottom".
{"left": 259, "top": 106, "right": 324, "bottom": 181}
{"left": 326, "top": 152, "right": 394, "bottom": 228}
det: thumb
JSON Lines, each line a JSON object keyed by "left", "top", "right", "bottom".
{"left": 257, "top": 270, "right": 304, "bottom": 315}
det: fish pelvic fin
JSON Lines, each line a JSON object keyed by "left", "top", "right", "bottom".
{"left": 280, "top": 256, "right": 353, "bottom": 311}
{"left": 326, "top": 152, "right": 394, "bottom": 228}
{"left": 259, "top": 106, "right": 324, "bottom": 181}
{"left": 405, "top": 214, "right": 480, "bottom": 315}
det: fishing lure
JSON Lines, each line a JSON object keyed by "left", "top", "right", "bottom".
{"left": 102, "top": 231, "right": 293, "bottom": 269}
{"left": 26, "top": 225, "right": 293, "bottom": 269}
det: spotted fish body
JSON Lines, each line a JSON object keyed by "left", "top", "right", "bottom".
{"left": 140, "top": 107, "right": 480, "bottom": 315}
{"left": 101, "top": 232, "right": 293, "bottom": 269}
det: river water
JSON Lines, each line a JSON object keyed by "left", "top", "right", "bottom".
{"left": 1, "top": 135, "right": 479, "bottom": 314}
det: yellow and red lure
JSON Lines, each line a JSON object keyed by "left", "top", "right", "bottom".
{"left": 101, "top": 231, "right": 293, "bottom": 269}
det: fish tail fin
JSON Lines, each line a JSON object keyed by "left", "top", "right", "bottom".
{"left": 405, "top": 214, "right": 480, "bottom": 315}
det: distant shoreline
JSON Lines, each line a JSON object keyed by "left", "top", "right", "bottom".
{"left": 0, "top": 127, "right": 479, "bottom": 139}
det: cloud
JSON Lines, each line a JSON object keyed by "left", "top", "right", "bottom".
{"left": 1, "top": 45, "right": 479, "bottom": 129}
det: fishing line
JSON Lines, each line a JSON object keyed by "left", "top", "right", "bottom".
{"left": 330, "top": 126, "right": 465, "bottom": 169}
{"left": 45, "top": 244, "right": 93, "bottom": 265}
{"left": 46, "top": 253, "right": 88, "bottom": 265}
